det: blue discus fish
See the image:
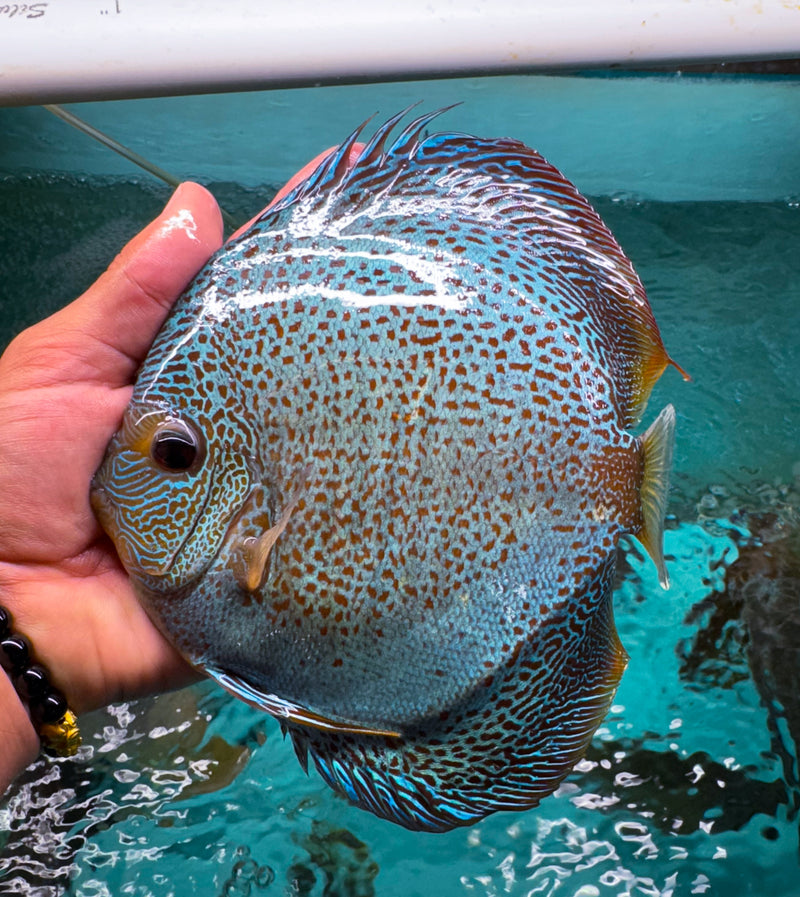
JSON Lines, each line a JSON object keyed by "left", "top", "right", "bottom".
{"left": 91, "top": 109, "right": 682, "bottom": 832}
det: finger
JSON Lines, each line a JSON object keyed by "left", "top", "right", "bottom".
{"left": 229, "top": 143, "right": 366, "bottom": 241}
{"left": 45, "top": 182, "right": 223, "bottom": 385}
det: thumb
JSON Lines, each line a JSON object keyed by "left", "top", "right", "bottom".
{"left": 13, "top": 182, "right": 223, "bottom": 389}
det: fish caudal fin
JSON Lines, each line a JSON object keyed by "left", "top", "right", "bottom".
{"left": 637, "top": 404, "right": 676, "bottom": 589}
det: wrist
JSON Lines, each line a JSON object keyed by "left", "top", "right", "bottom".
{"left": 0, "top": 669, "right": 40, "bottom": 795}
{"left": 0, "top": 604, "right": 82, "bottom": 766}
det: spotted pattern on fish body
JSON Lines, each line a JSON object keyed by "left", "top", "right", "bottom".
{"left": 92, "top": 110, "right": 680, "bottom": 832}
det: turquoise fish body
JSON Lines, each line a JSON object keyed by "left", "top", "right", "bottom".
{"left": 92, "top": 110, "right": 678, "bottom": 832}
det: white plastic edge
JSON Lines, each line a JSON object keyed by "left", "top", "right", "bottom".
{"left": 0, "top": 0, "right": 799, "bottom": 106}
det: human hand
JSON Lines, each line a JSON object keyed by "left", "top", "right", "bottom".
{"left": 0, "top": 144, "right": 362, "bottom": 790}
{"left": 0, "top": 183, "right": 223, "bottom": 782}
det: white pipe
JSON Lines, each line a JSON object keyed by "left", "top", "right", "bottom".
{"left": 1, "top": 0, "right": 798, "bottom": 106}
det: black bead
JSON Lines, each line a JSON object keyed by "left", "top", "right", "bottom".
{"left": 18, "top": 664, "right": 51, "bottom": 702}
{"left": 0, "top": 606, "right": 10, "bottom": 639}
{"left": 0, "top": 634, "right": 31, "bottom": 673}
{"left": 38, "top": 690, "right": 68, "bottom": 724}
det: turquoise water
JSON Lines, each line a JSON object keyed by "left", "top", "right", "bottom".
{"left": 0, "top": 176, "right": 799, "bottom": 896}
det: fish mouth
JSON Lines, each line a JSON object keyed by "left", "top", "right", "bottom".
{"left": 90, "top": 475, "right": 129, "bottom": 557}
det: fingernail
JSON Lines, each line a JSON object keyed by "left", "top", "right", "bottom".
{"left": 162, "top": 182, "right": 190, "bottom": 215}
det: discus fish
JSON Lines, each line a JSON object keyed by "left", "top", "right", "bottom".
{"left": 91, "top": 109, "right": 682, "bottom": 832}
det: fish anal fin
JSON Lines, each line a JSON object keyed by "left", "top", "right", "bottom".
{"left": 290, "top": 557, "right": 627, "bottom": 832}
{"left": 208, "top": 667, "right": 401, "bottom": 738}
{"left": 636, "top": 404, "right": 676, "bottom": 589}
{"left": 290, "top": 729, "right": 310, "bottom": 774}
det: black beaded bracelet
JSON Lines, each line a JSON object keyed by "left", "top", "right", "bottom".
{"left": 0, "top": 605, "right": 81, "bottom": 757}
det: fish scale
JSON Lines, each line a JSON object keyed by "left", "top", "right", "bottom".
{"left": 92, "top": 110, "right": 680, "bottom": 831}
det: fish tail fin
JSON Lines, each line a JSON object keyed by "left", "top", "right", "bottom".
{"left": 637, "top": 404, "right": 676, "bottom": 589}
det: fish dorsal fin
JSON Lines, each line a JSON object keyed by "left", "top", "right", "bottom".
{"left": 371, "top": 104, "right": 461, "bottom": 162}
{"left": 262, "top": 105, "right": 459, "bottom": 220}
{"left": 637, "top": 404, "right": 676, "bottom": 588}
{"left": 252, "top": 109, "right": 683, "bottom": 425}
{"left": 414, "top": 133, "right": 683, "bottom": 426}
{"left": 208, "top": 667, "right": 401, "bottom": 737}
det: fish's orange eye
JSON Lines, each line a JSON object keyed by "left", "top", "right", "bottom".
{"left": 150, "top": 420, "right": 204, "bottom": 474}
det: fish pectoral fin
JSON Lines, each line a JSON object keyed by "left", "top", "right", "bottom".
{"left": 232, "top": 508, "right": 294, "bottom": 593}
{"left": 230, "top": 482, "right": 307, "bottom": 592}
{"left": 231, "top": 463, "right": 315, "bottom": 592}
{"left": 209, "top": 667, "right": 401, "bottom": 738}
{"left": 637, "top": 403, "right": 676, "bottom": 589}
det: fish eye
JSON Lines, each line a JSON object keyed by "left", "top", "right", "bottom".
{"left": 150, "top": 420, "right": 205, "bottom": 474}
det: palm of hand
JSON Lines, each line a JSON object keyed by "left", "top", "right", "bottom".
{"left": 0, "top": 183, "right": 223, "bottom": 714}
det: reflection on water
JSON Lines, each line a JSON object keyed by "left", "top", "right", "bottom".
{"left": 679, "top": 502, "right": 800, "bottom": 827}
{"left": 1, "top": 177, "right": 799, "bottom": 896}
{"left": 289, "top": 823, "right": 378, "bottom": 897}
